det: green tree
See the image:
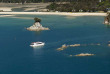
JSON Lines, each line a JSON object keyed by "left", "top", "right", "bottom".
{"left": 34, "top": 17, "right": 41, "bottom": 22}
{"left": 47, "top": 2, "right": 58, "bottom": 10}
{"left": 42, "top": 0, "right": 44, "bottom": 2}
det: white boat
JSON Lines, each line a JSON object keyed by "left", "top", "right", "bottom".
{"left": 30, "top": 42, "right": 45, "bottom": 47}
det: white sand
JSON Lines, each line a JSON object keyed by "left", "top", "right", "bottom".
{"left": 0, "top": 12, "right": 107, "bottom": 16}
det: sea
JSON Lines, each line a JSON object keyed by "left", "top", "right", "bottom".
{"left": 0, "top": 15, "right": 110, "bottom": 74}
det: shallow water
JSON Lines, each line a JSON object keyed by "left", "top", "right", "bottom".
{"left": 0, "top": 15, "right": 110, "bottom": 74}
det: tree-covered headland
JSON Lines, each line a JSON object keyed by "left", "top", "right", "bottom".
{"left": 47, "top": 0, "right": 110, "bottom": 12}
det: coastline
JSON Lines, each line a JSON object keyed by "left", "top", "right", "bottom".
{"left": 0, "top": 12, "right": 107, "bottom": 16}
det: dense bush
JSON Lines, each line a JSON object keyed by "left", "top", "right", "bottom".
{"left": 46, "top": 2, "right": 58, "bottom": 10}
{"left": 46, "top": 0, "right": 110, "bottom": 12}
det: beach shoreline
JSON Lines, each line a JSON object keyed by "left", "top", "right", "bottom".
{"left": 0, "top": 12, "right": 107, "bottom": 16}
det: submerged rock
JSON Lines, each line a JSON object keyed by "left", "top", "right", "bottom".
{"left": 89, "top": 43, "right": 101, "bottom": 46}
{"left": 69, "top": 44, "right": 80, "bottom": 47}
{"left": 69, "top": 55, "right": 73, "bottom": 57}
{"left": 75, "top": 53, "right": 94, "bottom": 56}
{"left": 27, "top": 22, "right": 49, "bottom": 31}
{"left": 57, "top": 48, "right": 64, "bottom": 51}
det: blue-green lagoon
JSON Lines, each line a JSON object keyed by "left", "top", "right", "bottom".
{"left": 0, "top": 15, "right": 110, "bottom": 74}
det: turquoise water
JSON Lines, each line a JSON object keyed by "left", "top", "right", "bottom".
{"left": 0, "top": 15, "right": 110, "bottom": 74}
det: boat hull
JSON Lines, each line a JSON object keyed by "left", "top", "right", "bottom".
{"left": 30, "top": 43, "right": 45, "bottom": 47}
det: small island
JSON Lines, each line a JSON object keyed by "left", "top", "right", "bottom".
{"left": 27, "top": 17, "right": 49, "bottom": 31}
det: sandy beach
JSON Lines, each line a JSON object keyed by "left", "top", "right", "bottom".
{"left": 0, "top": 3, "right": 50, "bottom": 12}
{"left": 0, "top": 12, "right": 107, "bottom": 16}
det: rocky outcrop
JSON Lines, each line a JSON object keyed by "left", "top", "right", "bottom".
{"left": 27, "top": 22, "right": 49, "bottom": 31}
{"left": 57, "top": 44, "right": 80, "bottom": 51}
{"left": 108, "top": 41, "right": 110, "bottom": 46}
{"left": 75, "top": 53, "right": 94, "bottom": 56}
{"left": 104, "top": 12, "right": 110, "bottom": 25}
{"left": 57, "top": 44, "right": 69, "bottom": 51}
{"left": 69, "top": 44, "right": 80, "bottom": 47}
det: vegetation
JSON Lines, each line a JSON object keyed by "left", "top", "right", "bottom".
{"left": 47, "top": 0, "right": 110, "bottom": 12}
{"left": 0, "top": 0, "right": 107, "bottom": 3}
{"left": 34, "top": 17, "right": 41, "bottom": 22}
{"left": 105, "top": 12, "right": 110, "bottom": 23}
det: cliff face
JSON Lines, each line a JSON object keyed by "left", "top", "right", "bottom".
{"left": 104, "top": 13, "right": 110, "bottom": 25}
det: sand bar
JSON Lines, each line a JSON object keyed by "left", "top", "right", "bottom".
{"left": 0, "top": 12, "right": 107, "bottom": 16}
